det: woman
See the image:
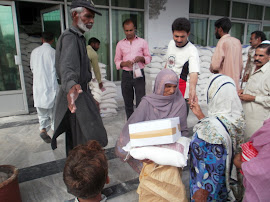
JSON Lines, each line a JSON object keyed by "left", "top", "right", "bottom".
{"left": 115, "top": 69, "right": 189, "bottom": 201}
{"left": 234, "top": 118, "right": 270, "bottom": 202}
{"left": 189, "top": 74, "right": 245, "bottom": 201}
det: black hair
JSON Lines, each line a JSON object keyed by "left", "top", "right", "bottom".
{"left": 88, "top": 37, "right": 100, "bottom": 45}
{"left": 122, "top": 18, "right": 135, "bottom": 27}
{"left": 251, "top": 31, "right": 267, "bottom": 42}
{"left": 214, "top": 17, "right": 231, "bottom": 33}
{"left": 256, "top": 43, "right": 270, "bottom": 55}
{"left": 42, "top": 32, "right": 54, "bottom": 42}
{"left": 172, "top": 18, "right": 190, "bottom": 33}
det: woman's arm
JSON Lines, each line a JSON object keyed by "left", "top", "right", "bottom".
{"left": 190, "top": 100, "right": 205, "bottom": 120}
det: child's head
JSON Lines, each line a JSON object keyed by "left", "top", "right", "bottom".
{"left": 63, "top": 140, "right": 109, "bottom": 200}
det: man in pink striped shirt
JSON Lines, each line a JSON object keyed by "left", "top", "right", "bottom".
{"left": 114, "top": 19, "right": 151, "bottom": 119}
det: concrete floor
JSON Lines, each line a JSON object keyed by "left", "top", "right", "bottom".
{"left": 0, "top": 101, "right": 208, "bottom": 202}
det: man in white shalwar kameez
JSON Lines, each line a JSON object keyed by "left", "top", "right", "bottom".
{"left": 30, "top": 32, "right": 58, "bottom": 143}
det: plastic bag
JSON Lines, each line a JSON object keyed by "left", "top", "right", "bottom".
{"left": 133, "top": 63, "right": 143, "bottom": 79}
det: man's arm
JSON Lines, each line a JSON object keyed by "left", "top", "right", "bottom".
{"left": 134, "top": 40, "right": 151, "bottom": 64}
{"left": 189, "top": 72, "right": 198, "bottom": 104}
{"left": 210, "top": 42, "right": 224, "bottom": 73}
{"left": 88, "top": 49, "right": 102, "bottom": 84}
{"left": 58, "top": 34, "right": 82, "bottom": 113}
{"left": 188, "top": 47, "right": 200, "bottom": 104}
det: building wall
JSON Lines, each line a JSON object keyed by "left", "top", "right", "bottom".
{"left": 147, "top": 0, "right": 189, "bottom": 49}
{"left": 243, "top": 0, "right": 270, "bottom": 5}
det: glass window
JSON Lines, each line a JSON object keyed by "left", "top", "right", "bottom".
{"left": 231, "top": 22, "right": 245, "bottom": 44}
{"left": 189, "top": 0, "right": 209, "bottom": 15}
{"left": 111, "top": 0, "right": 144, "bottom": 9}
{"left": 112, "top": 10, "right": 144, "bottom": 81}
{"left": 245, "top": 23, "right": 260, "bottom": 45}
{"left": 0, "top": 5, "right": 21, "bottom": 91}
{"left": 93, "top": 0, "right": 108, "bottom": 6}
{"left": 248, "top": 4, "right": 263, "bottom": 20}
{"left": 232, "top": 2, "right": 248, "bottom": 19}
{"left": 265, "top": 7, "right": 270, "bottom": 20}
{"left": 208, "top": 20, "right": 218, "bottom": 47}
{"left": 211, "top": 0, "right": 230, "bottom": 16}
{"left": 67, "top": 0, "right": 108, "bottom": 6}
{"left": 263, "top": 25, "right": 270, "bottom": 42}
{"left": 189, "top": 18, "right": 208, "bottom": 46}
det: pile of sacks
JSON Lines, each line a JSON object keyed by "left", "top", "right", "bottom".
{"left": 19, "top": 32, "right": 41, "bottom": 108}
{"left": 144, "top": 45, "right": 250, "bottom": 105}
{"left": 89, "top": 63, "right": 118, "bottom": 117}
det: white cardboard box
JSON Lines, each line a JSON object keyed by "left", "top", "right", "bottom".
{"left": 129, "top": 117, "right": 181, "bottom": 147}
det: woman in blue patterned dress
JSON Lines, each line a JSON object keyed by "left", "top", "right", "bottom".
{"left": 189, "top": 74, "right": 245, "bottom": 201}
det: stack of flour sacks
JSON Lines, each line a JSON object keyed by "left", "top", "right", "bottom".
{"left": 89, "top": 62, "right": 118, "bottom": 118}
{"left": 123, "top": 117, "right": 191, "bottom": 168}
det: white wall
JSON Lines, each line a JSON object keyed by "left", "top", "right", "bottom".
{"left": 147, "top": 0, "right": 189, "bottom": 49}
{"left": 241, "top": 0, "right": 270, "bottom": 6}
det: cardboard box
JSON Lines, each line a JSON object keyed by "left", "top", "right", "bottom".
{"left": 129, "top": 117, "right": 181, "bottom": 147}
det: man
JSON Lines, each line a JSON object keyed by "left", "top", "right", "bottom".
{"left": 210, "top": 17, "right": 243, "bottom": 90}
{"left": 242, "top": 31, "right": 266, "bottom": 83}
{"left": 114, "top": 19, "right": 151, "bottom": 119}
{"left": 51, "top": 0, "right": 108, "bottom": 155}
{"left": 63, "top": 140, "right": 109, "bottom": 202}
{"left": 238, "top": 43, "right": 270, "bottom": 141}
{"left": 166, "top": 17, "right": 200, "bottom": 108}
{"left": 87, "top": 37, "right": 103, "bottom": 89}
{"left": 30, "top": 32, "right": 58, "bottom": 143}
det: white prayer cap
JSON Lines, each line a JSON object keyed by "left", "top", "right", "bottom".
{"left": 261, "top": 40, "right": 270, "bottom": 44}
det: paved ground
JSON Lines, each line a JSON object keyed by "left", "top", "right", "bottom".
{"left": 0, "top": 102, "right": 208, "bottom": 202}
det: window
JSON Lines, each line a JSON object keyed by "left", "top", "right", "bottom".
{"left": 208, "top": 20, "right": 218, "bottom": 47}
{"left": 248, "top": 4, "right": 263, "bottom": 20}
{"left": 189, "top": 0, "right": 209, "bottom": 15}
{"left": 232, "top": 2, "right": 248, "bottom": 19}
{"left": 111, "top": 0, "right": 144, "bottom": 9}
{"left": 231, "top": 22, "right": 245, "bottom": 44}
{"left": 189, "top": 18, "right": 208, "bottom": 46}
{"left": 211, "top": 0, "right": 230, "bottom": 16}
{"left": 263, "top": 25, "right": 270, "bottom": 41}
{"left": 265, "top": 7, "right": 270, "bottom": 21}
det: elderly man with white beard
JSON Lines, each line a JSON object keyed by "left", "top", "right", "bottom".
{"left": 51, "top": 0, "right": 108, "bottom": 155}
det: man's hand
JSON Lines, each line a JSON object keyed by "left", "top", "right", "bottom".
{"left": 67, "top": 84, "right": 83, "bottom": 113}
{"left": 242, "top": 74, "right": 249, "bottom": 82}
{"left": 233, "top": 153, "right": 242, "bottom": 169}
{"left": 210, "top": 64, "right": 219, "bottom": 74}
{"left": 99, "top": 82, "right": 103, "bottom": 89}
{"left": 120, "top": 60, "right": 133, "bottom": 68}
{"left": 238, "top": 89, "right": 244, "bottom": 96}
{"left": 134, "top": 56, "right": 145, "bottom": 63}
{"left": 190, "top": 100, "right": 205, "bottom": 120}
{"left": 141, "top": 159, "right": 154, "bottom": 164}
{"left": 239, "top": 94, "right": 255, "bottom": 102}
{"left": 188, "top": 89, "right": 198, "bottom": 105}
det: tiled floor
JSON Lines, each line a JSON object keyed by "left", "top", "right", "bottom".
{"left": 0, "top": 103, "right": 208, "bottom": 202}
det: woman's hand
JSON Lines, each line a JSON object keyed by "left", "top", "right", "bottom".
{"left": 141, "top": 159, "right": 154, "bottom": 164}
{"left": 233, "top": 153, "right": 243, "bottom": 169}
{"left": 190, "top": 100, "right": 205, "bottom": 120}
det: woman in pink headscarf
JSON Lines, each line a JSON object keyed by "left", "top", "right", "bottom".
{"left": 115, "top": 69, "right": 189, "bottom": 201}
{"left": 234, "top": 118, "right": 270, "bottom": 202}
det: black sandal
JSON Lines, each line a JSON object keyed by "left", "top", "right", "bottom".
{"left": 40, "top": 131, "right": 52, "bottom": 143}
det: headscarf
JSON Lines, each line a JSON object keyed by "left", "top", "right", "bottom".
{"left": 115, "top": 69, "right": 188, "bottom": 173}
{"left": 242, "top": 118, "right": 270, "bottom": 202}
{"left": 193, "top": 74, "right": 245, "bottom": 201}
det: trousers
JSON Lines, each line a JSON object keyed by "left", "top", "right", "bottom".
{"left": 121, "top": 69, "right": 145, "bottom": 119}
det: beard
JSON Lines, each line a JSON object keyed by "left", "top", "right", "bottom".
{"left": 77, "top": 17, "right": 92, "bottom": 32}
{"left": 215, "top": 31, "right": 221, "bottom": 39}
